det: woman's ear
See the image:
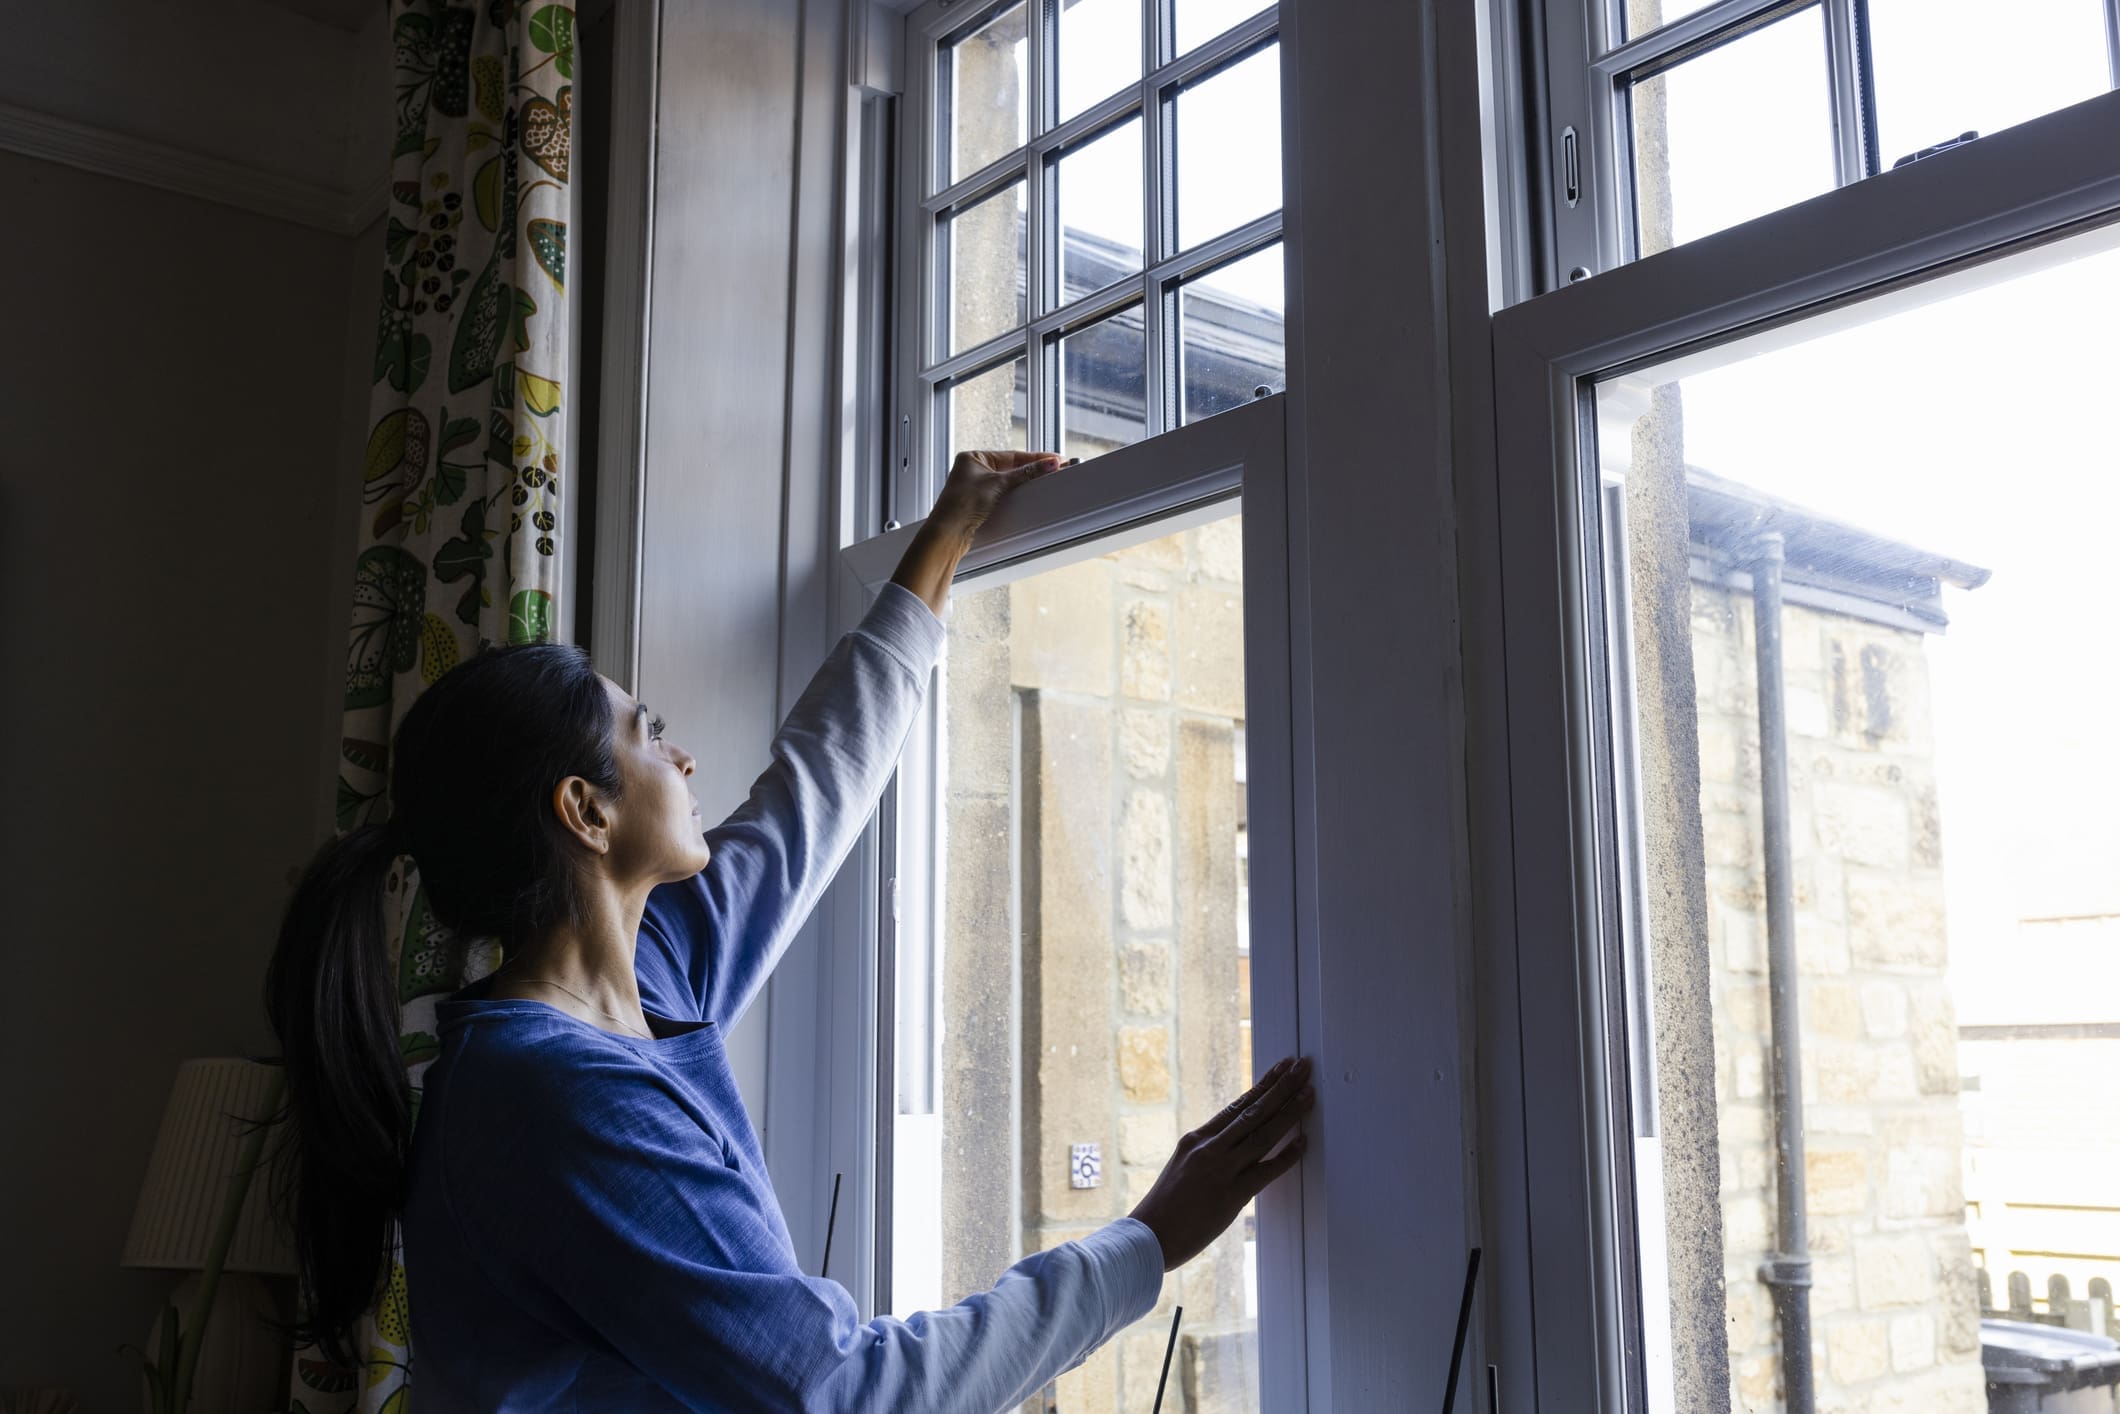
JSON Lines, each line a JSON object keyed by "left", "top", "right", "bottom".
{"left": 552, "top": 776, "right": 612, "bottom": 855}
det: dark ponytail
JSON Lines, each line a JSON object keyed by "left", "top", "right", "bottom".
{"left": 261, "top": 821, "right": 409, "bottom": 1366}
{"left": 261, "top": 642, "right": 625, "bottom": 1367}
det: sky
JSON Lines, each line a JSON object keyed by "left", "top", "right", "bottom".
{"left": 1614, "top": 0, "right": 2120, "bottom": 1024}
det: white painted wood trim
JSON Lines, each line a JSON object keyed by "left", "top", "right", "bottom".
{"left": 822, "top": 397, "right": 1304, "bottom": 1384}
{"left": 1485, "top": 86, "right": 2120, "bottom": 1414}
{"left": 585, "top": 0, "right": 662, "bottom": 690}
{"left": 837, "top": 396, "right": 1270, "bottom": 591}
{"left": 0, "top": 100, "right": 382, "bottom": 235}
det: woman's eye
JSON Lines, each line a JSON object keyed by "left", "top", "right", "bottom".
{"left": 649, "top": 714, "right": 666, "bottom": 741}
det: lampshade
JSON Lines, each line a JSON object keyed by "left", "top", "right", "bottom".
{"left": 121, "top": 1058, "right": 297, "bottom": 1276}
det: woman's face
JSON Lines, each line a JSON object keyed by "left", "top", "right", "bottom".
{"left": 597, "top": 676, "right": 712, "bottom": 884}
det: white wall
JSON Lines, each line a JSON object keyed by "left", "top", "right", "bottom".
{"left": 634, "top": 0, "right": 852, "bottom": 1126}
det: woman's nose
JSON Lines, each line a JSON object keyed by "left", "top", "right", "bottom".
{"left": 676, "top": 747, "right": 696, "bottom": 775}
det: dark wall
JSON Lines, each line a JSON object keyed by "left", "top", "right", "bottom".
{"left": 0, "top": 151, "right": 365, "bottom": 1410}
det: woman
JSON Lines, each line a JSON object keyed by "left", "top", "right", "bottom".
{"left": 265, "top": 449, "right": 1313, "bottom": 1411}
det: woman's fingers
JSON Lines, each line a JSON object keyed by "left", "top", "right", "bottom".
{"left": 1239, "top": 1134, "right": 1309, "bottom": 1202}
{"left": 1213, "top": 1056, "right": 1312, "bottom": 1152}
{"left": 959, "top": 449, "right": 1061, "bottom": 481}
{"left": 1007, "top": 454, "right": 1067, "bottom": 489}
{"left": 967, "top": 449, "right": 1060, "bottom": 470}
{"left": 1228, "top": 1085, "right": 1313, "bottom": 1169}
{"left": 1196, "top": 1056, "right": 1296, "bottom": 1141}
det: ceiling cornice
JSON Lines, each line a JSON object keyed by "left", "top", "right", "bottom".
{"left": 0, "top": 100, "right": 386, "bottom": 236}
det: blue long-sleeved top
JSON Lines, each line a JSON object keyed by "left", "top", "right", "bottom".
{"left": 402, "top": 583, "right": 1165, "bottom": 1411}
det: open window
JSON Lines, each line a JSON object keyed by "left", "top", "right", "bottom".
{"left": 798, "top": 1, "right": 1307, "bottom": 1407}
{"left": 847, "top": 402, "right": 1299, "bottom": 1409}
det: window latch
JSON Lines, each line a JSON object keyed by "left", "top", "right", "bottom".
{"left": 1561, "top": 125, "right": 1581, "bottom": 208}
{"left": 1892, "top": 129, "right": 1979, "bottom": 170}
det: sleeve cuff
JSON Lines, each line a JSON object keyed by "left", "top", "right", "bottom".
{"left": 1078, "top": 1217, "right": 1166, "bottom": 1343}
{"left": 858, "top": 582, "right": 949, "bottom": 675}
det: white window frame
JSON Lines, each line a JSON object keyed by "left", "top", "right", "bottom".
{"left": 767, "top": 2, "right": 1500, "bottom": 1406}
{"left": 806, "top": 393, "right": 1313, "bottom": 1407}
{"left": 1532, "top": 0, "right": 2120, "bottom": 291}
{"left": 887, "top": 0, "right": 1285, "bottom": 527}
{"left": 1478, "top": 86, "right": 2120, "bottom": 1412}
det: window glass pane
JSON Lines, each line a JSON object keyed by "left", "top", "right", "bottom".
{"left": 1869, "top": 0, "right": 2109, "bottom": 170}
{"left": 1590, "top": 223, "right": 2120, "bottom": 1411}
{"left": 1175, "top": 0, "right": 1271, "bottom": 57}
{"left": 1179, "top": 244, "right": 1285, "bottom": 425}
{"left": 1175, "top": 43, "right": 1282, "bottom": 252}
{"left": 1059, "top": 0, "right": 1141, "bottom": 123}
{"left": 1628, "top": 8, "right": 1835, "bottom": 254}
{"left": 949, "top": 180, "right": 1027, "bottom": 356}
{"left": 1620, "top": 0, "right": 1721, "bottom": 43}
{"left": 896, "top": 513, "right": 1261, "bottom": 1410}
{"left": 950, "top": 2, "right": 1028, "bottom": 186}
{"left": 948, "top": 355, "right": 1028, "bottom": 455}
{"left": 1061, "top": 306, "right": 1148, "bottom": 460}
{"left": 1059, "top": 117, "right": 1145, "bottom": 303}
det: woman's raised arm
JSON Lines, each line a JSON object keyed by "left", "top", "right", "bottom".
{"left": 639, "top": 450, "right": 1064, "bottom": 1027}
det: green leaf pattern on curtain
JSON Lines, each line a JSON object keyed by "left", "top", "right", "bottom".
{"left": 297, "top": 2, "right": 576, "bottom": 1407}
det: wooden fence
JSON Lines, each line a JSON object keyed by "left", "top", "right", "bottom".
{"left": 1980, "top": 1268, "right": 2120, "bottom": 1338}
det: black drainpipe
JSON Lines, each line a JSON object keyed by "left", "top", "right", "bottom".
{"left": 1749, "top": 532, "right": 1815, "bottom": 1413}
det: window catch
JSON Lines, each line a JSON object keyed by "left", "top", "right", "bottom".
{"left": 1892, "top": 129, "right": 1979, "bottom": 170}
{"left": 1561, "top": 125, "right": 1581, "bottom": 208}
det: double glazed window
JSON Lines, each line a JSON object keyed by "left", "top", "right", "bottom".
{"left": 903, "top": 0, "right": 1285, "bottom": 504}
{"left": 846, "top": 4, "right": 1296, "bottom": 1409}
{"left": 1538, "top": 0, "right": 2120, "bottom": 282}
{"left": 891, "top": 510, "right": 1265, "bottom": 1410}
{"left": 1495, "top": 6, "right": 2120, "bottom": 1410}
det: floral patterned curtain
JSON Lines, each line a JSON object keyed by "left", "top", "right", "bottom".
{"left": 290, "top": 2, "right": 576, "bottom": 1409}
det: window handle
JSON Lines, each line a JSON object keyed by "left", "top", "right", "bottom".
{"left": 1561, "top": 125, "right": 1581, "bottom": 208}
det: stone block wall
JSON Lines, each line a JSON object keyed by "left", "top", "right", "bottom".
{"left": 1689, "top": 583, "right": 1985, "bottom": 1413}
{"left": 938, "top": 518, "right": 1257, "bottom": 1412}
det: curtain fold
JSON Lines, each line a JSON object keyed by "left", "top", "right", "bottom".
{"left": 291, "top": 2, "right": 577, "bottom": 1408}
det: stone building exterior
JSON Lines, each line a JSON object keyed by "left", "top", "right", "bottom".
{"left": 1678, "top": 472, "right": 1988, "bottom": 1413}
{"left": 934, "top": 516, "right": 1256, "bottom": 1413}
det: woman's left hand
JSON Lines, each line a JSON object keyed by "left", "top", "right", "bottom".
{"left": 890, "top": 449, "right": 1068, "bottom": 614}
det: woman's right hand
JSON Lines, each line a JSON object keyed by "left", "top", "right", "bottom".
{"left": 888, "top": 449, "right": 1067, "bottom": 615}
{"left": 1128, "top": 1056, "right": 1314, "bottom": 1271}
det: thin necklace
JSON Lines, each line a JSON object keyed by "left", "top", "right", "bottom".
{"left": 502, "top": 966, "right": 655, "bottom": 1040}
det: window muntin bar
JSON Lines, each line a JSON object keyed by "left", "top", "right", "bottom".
{"left": 912, "top": 0, "right": 1282, "bottom": 486}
